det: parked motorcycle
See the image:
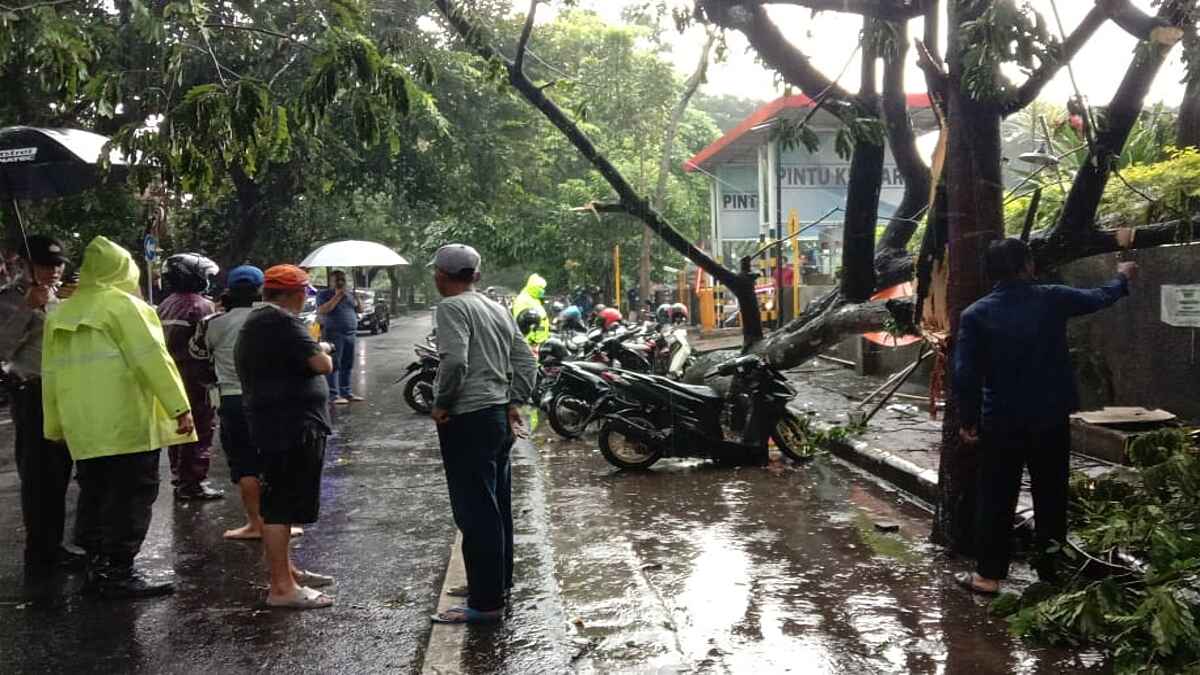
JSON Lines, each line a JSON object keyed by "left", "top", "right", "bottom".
{"left": 540, "top": 360, "right": 620, "bottom": 439}
{"left": 594, "top": 354, "right": 811, "bottom": 470}
{"left": 399, "top": 338, "right": 439, "bottom": 415}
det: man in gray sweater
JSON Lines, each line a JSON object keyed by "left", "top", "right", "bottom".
{"left": 428, "top": 244, "right": 537, "bottom": 625}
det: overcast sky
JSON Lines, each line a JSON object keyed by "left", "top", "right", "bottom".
{"left": 517, "top": 0, "right": 1187, "bottom": 109}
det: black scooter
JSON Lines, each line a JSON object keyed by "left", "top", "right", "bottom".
{"left": 594, "top": 354, "right": 811, "bottom": 470}
{"left": 540, "top": 360, "right": 620, "bottom": 439}
{"left": 399, "top": 339, "right": 439, "bottom": 415}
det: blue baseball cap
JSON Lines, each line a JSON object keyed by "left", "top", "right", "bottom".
{"left": 227, "top": 265, "right": 264, "bottom": 289}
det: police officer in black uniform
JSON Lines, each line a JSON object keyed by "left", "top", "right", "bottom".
{"left": 0, "top": 235, "right": 84, "bottom": 577}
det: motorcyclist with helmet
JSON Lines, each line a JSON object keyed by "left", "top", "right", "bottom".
{"left": 512, "top": 273, "right": 551, "bottom": 346}
{"left": 654, "top": 303, "right": 673, "bottom": 328}
{"left": 596, "top": 306, "right": 623, "bottom": 332}
{"left": 157, "top": 253, "right": 223, "bottom": 501}
{"left": 670, "top": 302, "right": 689, "bottom": 326}
{"left": 557, "top": 305, "right": 587, "bottom": 333}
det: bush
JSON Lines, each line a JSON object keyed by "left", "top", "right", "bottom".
{"left": 1004, "top": 428, "right": 1200, "bottom": 674}
{"left": 1005, "top": 147, "right": 1200, "bottom": 235}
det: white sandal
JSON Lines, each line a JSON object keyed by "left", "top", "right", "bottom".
{"left": 266, "top": 585, "right": 334, "bottom": 609}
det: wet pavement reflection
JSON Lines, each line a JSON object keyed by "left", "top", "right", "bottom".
{"left": 0, "top": 315, "right": 454, "bottom": 673}
{"left": 535, "top": 430, "right": 1105, "bottom": 674}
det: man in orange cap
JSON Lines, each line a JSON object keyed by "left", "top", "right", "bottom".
{"left": 235, "top": 265, "right": 336, "bottom": 609}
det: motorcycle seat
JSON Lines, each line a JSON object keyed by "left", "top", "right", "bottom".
{"left": 659, "top": 379, "right": 722, "bottom": 401}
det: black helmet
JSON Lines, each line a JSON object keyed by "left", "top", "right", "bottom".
{"left": 670, "top": 302, "right": 689, "bottom": 324}
{"left": 548, "top": 300, "right": 565, "bottom": 316}
{"left": 516, "top": 307, "right": 545, "bottom": 336}
{"left": 655, "top": 303, "right": 672, "bottom": 325}
{"left": 162, "top": 253, "right": 218, "bottom": 294}
{"left": 539, "top": 337, "right": 568, "bottom": 365}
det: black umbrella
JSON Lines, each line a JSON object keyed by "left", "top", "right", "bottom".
{"left": 0, "top": 126, "right": 128, "bottom": 201}
{"left": 0, "top": 126, "right": 130, "bottom": 252}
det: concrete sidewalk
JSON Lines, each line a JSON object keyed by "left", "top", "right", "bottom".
{"left": 785, "top": 360, "right": 1125, "bottom": 513}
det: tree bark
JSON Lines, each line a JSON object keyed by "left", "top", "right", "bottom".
{"left": 931, "top": 0, "right": 1007, "bottom": 554}
{"left": 1177, "top": 32, "right": 1200, "bottom": 149}
{"left": 875, "top": 20, "right": 931, "bottom": 290}
{"left": 841, "top": 22, "right": 883, "bottom": 303}
{"left": 647, "top": 32, "right": 716, "bottom": 314}
{"left": 226, "top": 165, "right": 266, "bottom": 269}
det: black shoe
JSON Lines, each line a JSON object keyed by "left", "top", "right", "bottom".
{"left": 174, "top": 482, "right": 225, "bottom": 501}
{"left": 98, "top": 569, "right": 175, "bottom": 599}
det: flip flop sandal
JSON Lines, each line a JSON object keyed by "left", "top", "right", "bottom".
{"left": 445, "top": 584, "right": 469, "bottom": 597}
{"left": 295, "top": 570, "right": 334, "bottom": 588}
{"left": 430, "top": 606, "right": 502, "bottom": 624}
{"left": 953, "top": 572, "right": 1000, "bottom": 596}
{"left": 266, "top": 585, "right": 334, "bottom": 610}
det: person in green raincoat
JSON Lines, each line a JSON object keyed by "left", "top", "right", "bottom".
{"left": 42, "top": 236, "right": 196, "bottom": 599}
{"left": 511, "top": 273, "right": 550, "bottom": 346}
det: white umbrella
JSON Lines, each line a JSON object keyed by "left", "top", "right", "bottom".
{"left": 300, "top": 240, "right": 409, "bottom": 268}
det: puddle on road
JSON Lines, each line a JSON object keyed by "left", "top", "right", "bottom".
{"left": 538, "top": 431, "right": 1105, "bottom": 675}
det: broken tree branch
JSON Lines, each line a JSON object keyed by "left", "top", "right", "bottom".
{"left": 1034, "top": 217, "right": 1200, "bottom": 265}
{"left": 725, "top": 0, "right": 924, "bottom": 22}
{"left": 1048, "top": 0, "right": 1192, "bottom": 237}
{"left": 698, "top": 1, "right": 863, "bottom": 112}
{"left": 436, "top": 0, "right": 764, "bottom": 344}
{"left": 752, "top": 297, "right": 914, "bottom": 367}
{"left": 1005, "top": 6, "right": 1108, "bottom": 116}
{"left": 1096, "top": 0, "right": 1185, "bottom": 43}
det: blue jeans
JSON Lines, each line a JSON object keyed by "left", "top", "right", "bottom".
{"left": 436, "top": 405, "right": 515, "bottom": 611}
{"left": 325, "top": 331, "right": 356, "bottom": 399}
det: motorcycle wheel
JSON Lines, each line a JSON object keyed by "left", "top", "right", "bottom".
{"left": 772, "top": 412, "right": 814, "bottom": 463}
{"left": 403, "top": 371, "right": 436, "bottom": 415}
{"left": 547, "top": 394, "right": 589, "bottom": 439}
{"left": 599, "top": 415, "right": 662, "bottom": 470}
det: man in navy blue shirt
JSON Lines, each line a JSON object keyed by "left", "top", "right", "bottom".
{"left": 316, "top": 270, "right": 363, "bottom": 405}
{"left": 953, "top": 237, "right": 1137, "bottom": 595}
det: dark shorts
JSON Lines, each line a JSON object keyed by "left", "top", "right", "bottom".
{"left": 260, "top": 425, "right": 327, "bottom": 526}
{"left": 219, "top": 395, "right": 259, "bottom": 484}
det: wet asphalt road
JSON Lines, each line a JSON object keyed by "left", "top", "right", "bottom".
{"left": 532, "top": 438, "right": 1104, "bottom": 674}
{"left": 0, "top": 310, "right": 1107, "bottom": 674}
{"left": 0, "top": 312, "right": 454, "bottom": 673}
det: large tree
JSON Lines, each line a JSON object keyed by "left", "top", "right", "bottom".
{"left": 0, "top": 0, "right": 430, "bottom": 268}
{"left": 433, "top": 0, "right": 1198, "bottom": 553}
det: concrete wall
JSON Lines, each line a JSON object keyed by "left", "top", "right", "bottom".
{"left": 1059, "top": 244, "right": 1200, "bottom": 422}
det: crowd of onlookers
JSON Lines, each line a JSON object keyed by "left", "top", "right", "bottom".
{"left": 5, "top": 235, "right": 350, "bottom": 607}
{"left": 6, "top": 234, "right": 539, "bottom": 619}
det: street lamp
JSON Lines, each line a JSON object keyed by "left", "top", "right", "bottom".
{"left": 1018, "top": 142, "right": 1060, "bottom": 168}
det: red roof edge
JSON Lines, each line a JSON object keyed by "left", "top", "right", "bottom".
{"left": 683, "top": 93, "right": 932, "bottom": 173}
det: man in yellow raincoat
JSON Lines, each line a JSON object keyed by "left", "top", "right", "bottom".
{"left": 511, "top": 273, "right": 550, "bottom": 346}
{"left": 42, "top": 236, "right": 195, "bottom": 599}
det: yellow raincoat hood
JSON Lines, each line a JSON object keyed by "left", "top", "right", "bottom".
{"left": 521, "top": 274, "right": 547, "bottom": 300}
{"left": 512, "top": 273, "right": 550, "bottom": 345}
{"left": 43, "top": 236, "right": 195, "bottom": 460}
